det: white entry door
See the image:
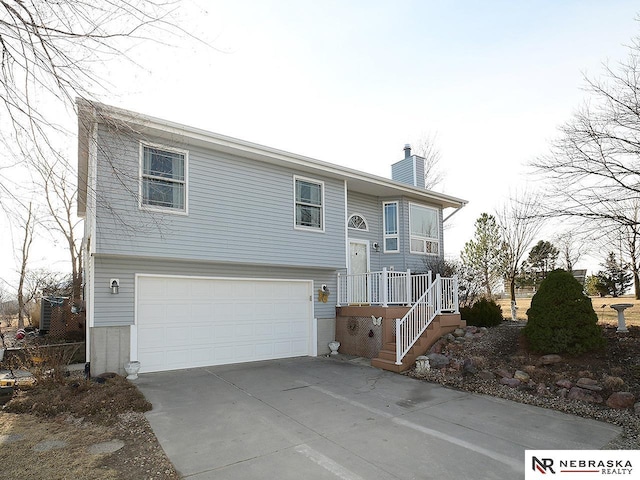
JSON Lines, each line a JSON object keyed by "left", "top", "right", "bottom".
{"left": 348, "top": 240, "right": 370, "bottom": 303}
{"left": 134, "top": 275, "right": 313, "bottom": 373}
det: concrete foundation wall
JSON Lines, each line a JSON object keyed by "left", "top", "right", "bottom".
{"left": 316, "top": 318, "right": 336, "bottom": 355}
{"left": 90, "top": 326, "right": 130, "bottom": 376}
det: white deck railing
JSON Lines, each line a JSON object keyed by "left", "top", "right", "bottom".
{"left": 395, "top": 274, "right": 459, "bottom": 365}
{"left": 336, "top": 269, "right": 431, "bottom": 306}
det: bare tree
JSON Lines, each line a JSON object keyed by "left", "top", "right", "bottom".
{"left": 554, "top": 230, "right": 588, "bottom": 272}
{"left": 496, "top": 192, "right": 543, "bottom": 311}
{"left": 16, "top": 202, "right": 36, "bottom": 329}
{"left": 35, "top": 160, "right": 82, "bottom": 305}
{"left": 531, "top": 27, "right": 640, "bottom": 302}
{"left": 594, "top": 201, "right": 640, "bottom": 299}
{"left": 0, "top": 1, "right": 198, "bottom": 194}
{"left": 532, "top": 33, "right": 640, "bottom": 235}
{"left": 413, "top": 133, "right": 445, "bottom": 190}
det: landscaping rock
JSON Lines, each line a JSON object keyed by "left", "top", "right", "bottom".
{"left": 603, "top": 376, "right": 625, "bottom": 392}
{"left": 452, "top": 328, "right": 465, "bottom": 338}
{"left": 539, "top": 354, "right": 563, "bottom": 365}
{"left": 567, "top": 386, "right": 603, "bottom": 404}
{"left": 88, "top": 440, "right": 125, "bottom": 455}
{"left": 33, "top": 440, "right": 68, "bottom": 452}
{"left": 556, "top": 379, "right": 572, "bottom": 389}
{"left": 426, "top": 353, "right": 450, "bottom": 369}
{"left": 462, "top": 358, "right": 477, "bottom": 374}
{"left": 576, "top": 378, "right": 603, "bottom": 392}
{"left": 513, "top": 370, "right": 530, "bottom": 383}
{"left": 477, "top": 370, "right": 495, "bottom": 380}
{"left": 444, "top": 333, "right": 455, "bottom": 342}
{"left": 536, "top": 383, "right": 548, "bottom": 395}
{"left": 448, "top": 360, "right": 462, "bottom": 372}
{"left": 606, "top": 392, "right": 635, "bottom": 409}
{"left": 558, "top": 388, "right": 568, "bottom": 399}
{"left": 495, "top": 368, "right": 512, "bottom": 379}
{"left": 635, "top": 402, "right": 640, "bottom": 415}
{"left": 0, "top": 433, "right": 24, "bottom": 445}
{"left": 500, "top": 378, "right": 521, "bottom": 388}
{"left": 479, "top": 327, "right": 488, "bottom": 334}
{"left": 429, "top": 340, "right": 444, "bottom": 354}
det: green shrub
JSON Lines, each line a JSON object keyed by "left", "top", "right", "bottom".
{"left": 523, "top": 269, "right": 605, "bottom": 355}
{"left": 460, "top": 298, "right": 503, "bottom": 327}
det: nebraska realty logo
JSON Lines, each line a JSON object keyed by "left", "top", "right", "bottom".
{"left": 525, "top": 451, "right": 636, "bottom": 479}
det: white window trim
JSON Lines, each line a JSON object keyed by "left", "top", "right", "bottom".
{"left": 383, "top": 201, "right": 399, "bottom": 253}
{"left": 293, "top": 175, "right": 325, "bottom": 233}
{"left": 347, "top": 213, "right": 369, "bottom": 231}
{"left": 139, "top": 142, "right": 189, "bottom": 215}
{"left": 409, "top": 202, "right": 439, "bottom": 255}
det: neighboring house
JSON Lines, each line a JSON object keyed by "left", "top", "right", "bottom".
{"left": 77, "top": 101, "right": 467, "bottom": 375}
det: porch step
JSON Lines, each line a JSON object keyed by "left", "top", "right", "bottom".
{"left": 370, "top": 356, "right": 404, "bottom": 373}
{"left": 371, "top": 314, "right": 465, "bottom": 373}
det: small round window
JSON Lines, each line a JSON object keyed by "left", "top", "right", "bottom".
{"left": 348, "top": 214, "right": 368, "bottom": 231}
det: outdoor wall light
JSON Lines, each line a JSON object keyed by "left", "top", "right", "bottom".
{"left": 110, "top": 278, "right": 120, "bottom": 294}
{"left": 372, "top": 242, "right": 380, "bottom": 252}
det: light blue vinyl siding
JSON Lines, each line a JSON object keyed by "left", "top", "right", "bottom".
{"left": 92, "top": 256, "right": 337, "bottom": 327}
{"left": 347, "top": 191, "right": 381, "bottom": 272}
{"left": 93, "top": 126, "right": 345, "bottom": 269}
{"left": 346, "top": 192, "right": 444, "bottom": 274}
{"left": 391, "top": 156, "right": 427, "bottom": 190}
{"left": 391, "top": 157, "right": 416, "bottom": 186}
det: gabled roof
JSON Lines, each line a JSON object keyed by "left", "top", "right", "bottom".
{"left": 77, "top": 100, "right": 467, "bottom": 217}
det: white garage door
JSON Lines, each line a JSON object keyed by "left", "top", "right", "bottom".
{"left": 135, "top": 275, "right": 313, "bottom": 373}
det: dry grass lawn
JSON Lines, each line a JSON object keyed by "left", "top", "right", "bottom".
{"left": 0, "top": 375, "right": 179, "bottom": 480}
{"left": 496, "top": 295, "right": 640, "bottom": 327}
{"left": 0, "top": 413, "right": 120, "bottom": 480}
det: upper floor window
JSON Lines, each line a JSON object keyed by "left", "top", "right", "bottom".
{"left": 348, "top": 214, "right": 368, "bottom": 231}
{"left": 409, "top": 203, "right": 439, "bottom": 255}
{"left": 140, "top": 144, "right": 187, "bottom": 213}
{"left": 383, "top": 201, "right": 399, "bottom": 252}
{"left": 294, "top": 176, "right": 324, "bottom": 231}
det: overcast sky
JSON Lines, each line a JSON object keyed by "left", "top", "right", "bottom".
{"left": 2, "top": 0, "right": 640, "bottom": 291}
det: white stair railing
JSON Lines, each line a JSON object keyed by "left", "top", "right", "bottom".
{"left": 395, "top": 274, "right": 458, "bottom": 365}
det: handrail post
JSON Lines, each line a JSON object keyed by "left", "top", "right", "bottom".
{"left": 336, "top": 272, "right": 342, "bottom": 306}
{"left": 435, "top": 273, "right": 442, "bottom": 314}
{"left": 395, "top": 318, "right": 402, "bottom": 365}
{"left": 453, "top": 275, "right": 459, "bottom": 313}
{"left": 382, "top": 268, "right": 388, "bottom": 307}
{"left": 406, "top": 269, "right": 411, "bottom": 305}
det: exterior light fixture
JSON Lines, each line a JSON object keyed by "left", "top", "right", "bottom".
{"left": 110, "top": 279, "right": 120, "bottom": 294}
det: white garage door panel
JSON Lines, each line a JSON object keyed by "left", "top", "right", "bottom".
{"left": 136, "top": 276, "right": 313, "bottom": 373}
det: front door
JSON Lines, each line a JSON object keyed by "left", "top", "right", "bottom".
{"left": 348, "top": 240, "right": 369, "bottom": 303}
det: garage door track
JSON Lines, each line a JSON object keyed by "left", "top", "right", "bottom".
{"left": 136, "top": 357, "right": 620, "bottom": 480}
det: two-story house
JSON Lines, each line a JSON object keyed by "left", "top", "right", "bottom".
{"left": 77, "top": 101, "right": 467, "bottom": 376}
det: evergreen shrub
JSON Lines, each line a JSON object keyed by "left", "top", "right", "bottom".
{"left": 460, "top": 298, "right": 503, "bottom": 327}
{"left": 523, "top": 269, "right": 605, "bottom": 355}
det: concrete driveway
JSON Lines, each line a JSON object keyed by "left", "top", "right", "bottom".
{"left": 136, "top": 356, "right": 620, "bottom": 480}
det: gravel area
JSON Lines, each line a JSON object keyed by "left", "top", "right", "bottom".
{"left": 407, "top": 322, "right": 640, "bottom": 449}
